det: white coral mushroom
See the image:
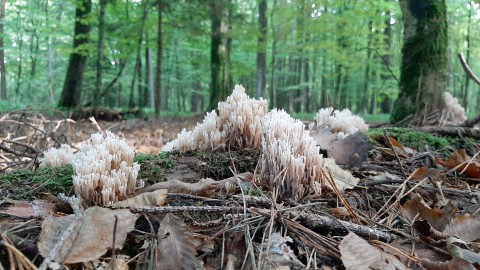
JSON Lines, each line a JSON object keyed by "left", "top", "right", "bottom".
{"left": 39, "top": 144, "right": 76, "bottom": 168}
{"left": 310, "top": 107, "right": 368, "bottom": 137}
{"left": 164, "top": 85, "right": 267, "bottom": 152}
{"left": 72, "top": 131, "right": 140, "bottom": 206}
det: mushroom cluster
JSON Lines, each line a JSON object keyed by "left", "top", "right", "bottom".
{"left": 39, "top": 144, "right": 76, "bottom": 168}
{"left": 310, "top": 107, "right": 368, "bottom": 138}
{"left": 163, "top": 85, "right": 358, "bottom": 200}
{"left": 164, "top": 85, "right": 268, "bottom": 152}
{"left": 72, "top": 131, "right": 141, "bottom": 206}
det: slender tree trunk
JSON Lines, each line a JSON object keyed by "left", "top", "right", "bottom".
{"left": 145, "top": 46, "right": 153, "bottom": 108}
{"left": 320, "top": 53, "right": 328, "bottom": 108}
{"left": 462, "top": 4, "right": 472, "bottom": 110}
{"left": 93, "top": 0, "right": 107, "bottom": 107}
{"left": 361, "top": 20, "right": 373, "bottom": 114}
{"left": 391, "top": 0, "right": 448, "bottom": 124}
{"left": 129, "top": 0, "right": 148, "bottom": 109}
{"left": 154, "top": 0, "right": 163, "bottom": 117}
{"left": 0, "top": 0, "right": 7, "bottom": 100}
{"left": 380, "top": 8, "right": 393, "bottom": 114}
{"left": 256, "top": 0, "right": 267, "bottom": 99}
{"left": 28, "top": 30, "right": 39, "bottom": 94}
{"left": 45, "top": 0, "right": 55, "bottom": 103}
{"left": 269, "top": 0, "right": 277, "bottom": 109}
{"left": 14, "top": 8, "right": 23, "bottom": 98}
{"left": 58, "top": 0, "right": 92, "bottom": 108}
{"left": 208, "top": 0, "right": 230, "bottom": 111}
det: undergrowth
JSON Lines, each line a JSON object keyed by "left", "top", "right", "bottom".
{"left": 0, "top": 165, "right": 73, "bottom": 200}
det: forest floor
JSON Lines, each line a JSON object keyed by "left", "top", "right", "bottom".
{"left": 0, "top": 110, "right": 480, "bottom": 269}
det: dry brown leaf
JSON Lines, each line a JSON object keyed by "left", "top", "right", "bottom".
{"left": 111, "top": 189, "right": 167, "bottom": 208}
{"left": 400, "top": 193, "right": 457, "bottom": 231}
{"left": 323, "top": 158, "right": 359, "bottom": 191}
{"left": 444, "top": 215, "right": 480, "bottom": 242}
{"left": 339, "top": 232, "right": 408, "bottom": 270}
{"left": 106, "top": 255, "right": 130, "bottom": 270}
{"left": 411, "top": 166, "right": 444, "bottom": 181}
{"left": 142, "top": 178, "right": 217, "bottom": 197}
{"left": 435, "top": 149, "right": 480, "bottom": 178}
{"left": 156, "top": 213, "right": 203, "bottom": 269}
{"left": 38, "top": 206, "right": 138, "bottom": 264}
{"left": 0, "top": 198, "right": 56, "bottom": 218}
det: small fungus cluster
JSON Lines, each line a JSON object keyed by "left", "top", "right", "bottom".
{"left": 310, "top": 108, "right": 368, "bottom": 139}
{"left": 40, "top": 131, "right": 141, "bottom": 206}
{"left": 39, "top": 144, "right": 75, "bottom": 168}
{"left": 163, "top": 85, "right": 268, "bottom": 152}
{"left": 72, "top": 131, "right": 141, "bottom": 206}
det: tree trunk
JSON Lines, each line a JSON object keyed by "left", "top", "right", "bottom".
{"left": 256, "top": 0, "right": 267, "bottom": 99}
{"left": 145, "top": 46, "right": 153, "bottom": 108}
{"left": 462, "top": 4, "right": 472, "bottom": 110}
{"left": 391, "top": 0, "right": 448, "bottom": 124}
{"left": 129, "top": 0, "right": 148, "bottom": 109}
{"left": 154, "top": 0, "right": 163, "bottom": 117}
{"left": 0, "top": 0, "right": 6, "bottom": 100}
{"left": 14, "top": 8, "right": 22, "bottom": 98}
{"left": 208, "top": 0, "right": 231, "bottom": 111}
{"left": 379, "top": 7, "right": 394, "bottom": 114}
{"left": 93, "top": 0, "right": 107, "bottom": 107}
{"left": 361, "top": 20, "right": 373, "bottom": 114}
{"left": 58, "top": 0, "right": 92, "bottom": 108}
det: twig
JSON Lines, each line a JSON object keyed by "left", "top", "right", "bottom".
{"left": 111, "top": 215, "right": 118, "bottom": 270}
{"left": 383, "top": 128, "right": 407, "bottom": 177}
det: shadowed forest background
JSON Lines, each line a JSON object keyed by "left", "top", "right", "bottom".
{"left": 0, "top": 0, "right": 478, "bottom": 120}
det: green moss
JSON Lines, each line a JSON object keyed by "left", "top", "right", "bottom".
{"left": 134, "top": 152, "right": 176, "bottom": 184}
{"left": 367, "top": 128, "right": 451, "bottom": 153}
{"left": 0, "top": 165, "right": 73, "bottom": 200}
{"left": 194, "top": 149, "right": 260, "bottom": 180}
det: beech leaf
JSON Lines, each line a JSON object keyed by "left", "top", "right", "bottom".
{"left": 38, "top": 206, "right": 138, "bottom": 264}
{"left": 156, "top": 213, "right": 203, "bottom": 269}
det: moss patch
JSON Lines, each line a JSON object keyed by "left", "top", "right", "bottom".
{"left": 134, "top": 152, "right": 176, "bottom": 184}
{"left": 0, "top": 165, "right": 73, "bottom": 200}
{"left": 194, "top": 149, "right": 260, "bottom": 180}
{"left": 368, "top": 128, "right": 450, "bottom": 152}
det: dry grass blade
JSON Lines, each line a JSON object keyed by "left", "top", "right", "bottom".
{"left": 1, "top": 239, "right": 38, "bottom": 270}
{"left": 156, "top": 213, "right": 203, "bottom": 270}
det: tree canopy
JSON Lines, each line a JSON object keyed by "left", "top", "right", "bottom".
{"left": 0, "top": 0, "right": 478, "bottom": 118}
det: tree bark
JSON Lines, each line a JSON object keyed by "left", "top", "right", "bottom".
{"left": 0, "top": 0, "right": 6, "bottom": 100}
{"left": 154, "top": 0, "right": 163, "bottom": 117}
{"left": 58, "top": 0, "right": 92, "bottom": 108}
{"left": 208, "top": 0, "right": 231, "bottom": 111}
{"left": 145, "top": 46, "right": 153, "bottom": 108}
{"left": 256, "top": 0, "right": 267, "bottom": 99}
{"left": 129, "top": 0, "right": 148, "bottom": 109}
{"left": 93, "top": 0, "right": 107, "bottom": 107}
{"left": 391, "top": 0, "right": 448, "bottom": 124}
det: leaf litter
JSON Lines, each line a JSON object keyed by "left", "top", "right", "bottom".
{"left": 0, "top": 94, "right": 480, "bottom": 269}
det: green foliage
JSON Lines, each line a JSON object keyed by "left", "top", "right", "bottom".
{"left": 1, "top": 0, "right": 479, "bottom": 116}
{"left": 0, "top": 165, "right": 73, "bottom": 200}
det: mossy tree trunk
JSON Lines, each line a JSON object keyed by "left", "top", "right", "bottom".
{"left": 390, "top": 0, "right": 448, "bottom": 124}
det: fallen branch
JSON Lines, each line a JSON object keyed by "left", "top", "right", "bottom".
{"left": 458, "top": 53, "right": 480, "bottom": 86}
